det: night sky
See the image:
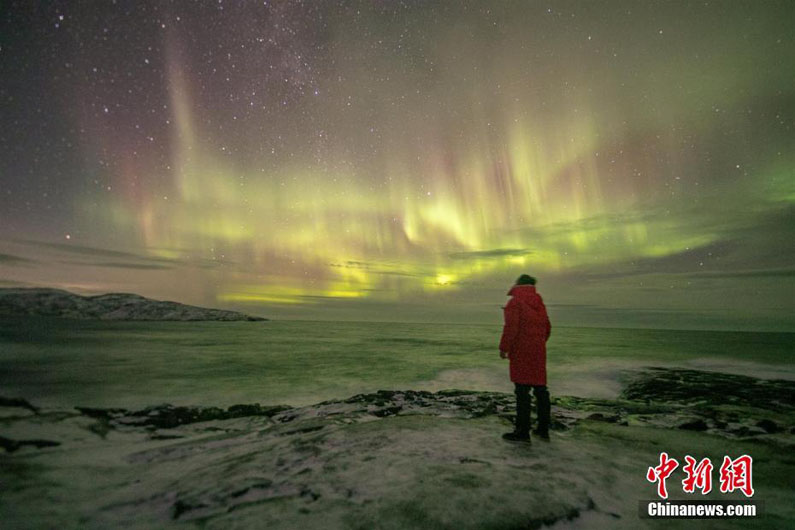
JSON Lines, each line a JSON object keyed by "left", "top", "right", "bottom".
{"left": 1, "top": 1, "right": 793, "bottom": 330}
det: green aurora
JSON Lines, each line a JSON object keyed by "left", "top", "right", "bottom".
{"left": 0, "top": 1, "right": 793, "bottom": 329}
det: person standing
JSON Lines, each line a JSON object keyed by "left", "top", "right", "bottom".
{"left": 498, "top": 274, "right": 551, "bottom": 443}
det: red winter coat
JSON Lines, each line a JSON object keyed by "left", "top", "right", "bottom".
{"left": 498, "top": 284, "right": 551, "bottom": 385}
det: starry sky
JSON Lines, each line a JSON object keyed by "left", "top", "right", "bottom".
{"left": 1, "top": 1, "right": 793, "bottom": 330}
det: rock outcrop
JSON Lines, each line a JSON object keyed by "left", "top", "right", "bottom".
{"left": 1, "top": 368, "right": 793, "bottom": 528}
{"left": 0, "top": 287, "right": 266, "bottom": 321}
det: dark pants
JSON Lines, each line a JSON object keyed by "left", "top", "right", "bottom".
{"left": 514, "top": 383, "right": 550, "bottom": 436}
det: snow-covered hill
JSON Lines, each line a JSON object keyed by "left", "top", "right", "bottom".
{"left": 0, "top": 288, "right": 266, "bottom": 321}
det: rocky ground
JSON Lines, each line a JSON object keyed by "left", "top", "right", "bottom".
{"left": 1, "top": 368, "right": 794, "bottom": 529}
{"left": 0, "top": 288, "right": 266, "bottom": 321}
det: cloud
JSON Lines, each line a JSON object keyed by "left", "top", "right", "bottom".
{"left": 12, "top": 238, "right": 151, "bottom": 260}
{"left": 328, "top": 259, "right": 423, "bottom": 277}
{"left": 688, "top": 268, "right": 795, "bottom": 279}
{"left": 58, "top": 260, "right": 175, "bottom": 270}
{"left": 447, "top": 248, "right": 531, "bottom": 260}
{"left": 554, "top": 236, "right": 774, "bottom": 282}
{"left": 0, "top": 253, "right": 36, "bottom": 265}
{"left": 8, "top": 238, "right": 235, "bottom": 271}
{"left": 328, "top": 260, "right": 372, "bottom": 269}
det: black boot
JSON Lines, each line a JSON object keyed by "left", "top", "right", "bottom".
{"left": 533, "top": 386, "right": 551, "bottom": 440}
{"left": 504, "top": 384, "right": 531, "bottom": 443}
{"left": 502, "top": 431, "right": 530, "bottom": 442}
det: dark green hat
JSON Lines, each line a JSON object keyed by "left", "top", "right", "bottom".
{"left": 516, "top": 274, "right": 537, "bottom": 285}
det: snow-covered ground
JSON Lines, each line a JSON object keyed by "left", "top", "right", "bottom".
{"left": 2, "top": 368, "right": 793, "bottom": 529}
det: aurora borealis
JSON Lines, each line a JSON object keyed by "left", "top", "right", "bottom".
{"left": 1, "top": 1, "right": 793, "bottom": 329}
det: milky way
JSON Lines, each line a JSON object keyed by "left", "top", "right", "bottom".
{"left": 1, "top": 1, "right": 793, "bottom": 329}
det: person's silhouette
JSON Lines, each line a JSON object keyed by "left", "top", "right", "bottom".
{"left": 498, "top": 274, "right": 552, "bottom": 443}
